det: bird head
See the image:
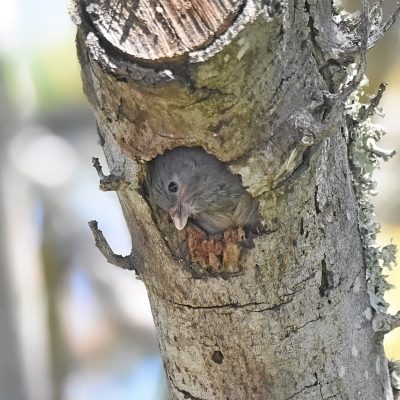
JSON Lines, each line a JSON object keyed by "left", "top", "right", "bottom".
{"left": 147, "top": 148, "right": 200, "bottom": 230}
{"left": 147, "top": 147, "right": 244, "bottom": 232}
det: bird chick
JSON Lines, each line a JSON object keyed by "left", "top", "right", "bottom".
{"left": 147, "top": 147, "right": 259, "bottom": 234}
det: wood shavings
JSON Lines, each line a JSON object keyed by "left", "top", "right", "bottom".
{"left": 187, "top": 225, "right": 246, "bottom": 272}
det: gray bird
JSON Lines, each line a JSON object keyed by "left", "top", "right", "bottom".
{"left": 147, "top": 147, "right": 259, "bottom": 234}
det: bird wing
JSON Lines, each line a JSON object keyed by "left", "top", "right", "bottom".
{"left": 232, "top": 193, "right": 259, "bottom": 228}
{"left": 193, "top": 210, "right": 235, "bottom": 234}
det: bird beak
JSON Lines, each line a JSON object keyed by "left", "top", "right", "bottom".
{"left": 169, "top": 202, "right": 190, "bottom": 231}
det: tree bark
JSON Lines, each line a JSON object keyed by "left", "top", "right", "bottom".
{"left": 72, "top": 0, "right": 398, "bottom": 398}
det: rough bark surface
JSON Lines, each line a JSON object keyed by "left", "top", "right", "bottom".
{"left": 73, "top": 0, "right": 395, "bottom": 398}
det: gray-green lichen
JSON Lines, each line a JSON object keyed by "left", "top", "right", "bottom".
{"left": 347, "top": 85, "right": 397, "bottom": 312}
{"left": 389, "top": 360, "right": 400, "bottom": 392}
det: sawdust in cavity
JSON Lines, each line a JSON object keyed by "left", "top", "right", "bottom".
{"left": 186, "top": 225, "right": 246, "bottom": 272}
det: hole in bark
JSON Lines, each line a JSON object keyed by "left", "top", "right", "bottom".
{"left": 211, "top": 350, "right": 224, "bottom": 364}
{"left": 144, "top": 146, "right": 263, "bottom": 276}
{"left": 340, "top": 126, "right": 345, "bottom": 139}
{"left": 314, "top": 186, "right": 321, "bottom": 214}
{"left": 319, "top": 259, "right": 333, "bottom": 297}
{"left": 300, "top": 217, "right": 304, "bottom": 235}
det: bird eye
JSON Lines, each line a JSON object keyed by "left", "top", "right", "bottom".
{"left": 168, "top": 181, "right": 179, "bottom": 193}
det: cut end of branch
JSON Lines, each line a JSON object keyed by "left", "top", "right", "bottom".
{"left": 82, "top": 0, "right": 245, "bottom": 62}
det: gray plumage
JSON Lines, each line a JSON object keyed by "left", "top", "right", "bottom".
{"left": 147, "top": 147, "right": 259, "bottom": 234}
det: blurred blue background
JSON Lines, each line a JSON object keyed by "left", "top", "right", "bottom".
{"left": 0, "top": 1, "right": 399, "bottom": 399}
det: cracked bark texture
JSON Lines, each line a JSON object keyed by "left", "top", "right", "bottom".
{"left": 73, "top": 0, "right": 394, "bottom": 398}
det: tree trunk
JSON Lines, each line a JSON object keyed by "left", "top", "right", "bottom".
{"left": 72, "top": 0, "right": 398, "bottom": 398}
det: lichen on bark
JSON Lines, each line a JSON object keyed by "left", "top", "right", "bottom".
{"left": 346, "top": 82, "right": 397, "bottom": 311}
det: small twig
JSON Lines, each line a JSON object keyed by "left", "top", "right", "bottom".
{"left": 92, "top": 157, "right": 106, "bottom": 179}
{"left": 368, "top": 3, "right": 400, "bottom": 49}
{"left": 308, "top": 0, "right": 370, "bottom": 140}
{"left": 286, "top": 1, "right": 389, "bottom": 150}
{"left": 372, "top": 311, "right": 400, "bottom": 334}
{"left": 358, "top": 82, "right": 387, "bottom": 122}
{"left": 92, "top": 157, "right": 129, "bottom": 191}
{"left": 390, "top": 360, "right": 400, "bottom": 393}
{"left": 338, "top": 0, "right": 369, "bottom": 102}
{"left": 88, "top": 220, "right": 139, "bottom": 272}
{"left": 367, "top": 139, "right": 396, "bottom": 160}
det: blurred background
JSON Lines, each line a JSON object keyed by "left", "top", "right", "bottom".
{"left": 0, "top": 1, "right": 398, "bottom": 399}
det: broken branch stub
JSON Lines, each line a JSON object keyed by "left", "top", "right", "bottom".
{"left": 88, "top": 220, "right": 140, "bottom": 273}
{"left": 92, "top": 157, "right": 129, "bottom": 191}
{"left": 83, "top": 0, "right": 245, "bottom": 61}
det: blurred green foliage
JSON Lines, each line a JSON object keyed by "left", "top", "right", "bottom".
{"left": 30, "top": 40, "right": 84, "bottom": 109}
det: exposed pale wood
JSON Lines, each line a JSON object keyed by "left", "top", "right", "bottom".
{"left": 83, "top": 0, "right": 244, "bottom": 60}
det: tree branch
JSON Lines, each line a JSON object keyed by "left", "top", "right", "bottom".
{"left": 288, "top": 0, "right": 370, "bottom": 148}
{"left": 358, "top": 82, "right": 387, "bottom": 122}
{"left": 368, "top": 2, "right": 400, "bottom": 49}
{"left": 92, "top": 157, "right": 129, "bottom": 192}
{"left": 338, "top": 0, "right": 369, "bottom": 102}
{"left": 88, "top": 220, "right": 140, "bottom": 273}
{"left": 372, "top": 311, "right": 400, "bottom": 334}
